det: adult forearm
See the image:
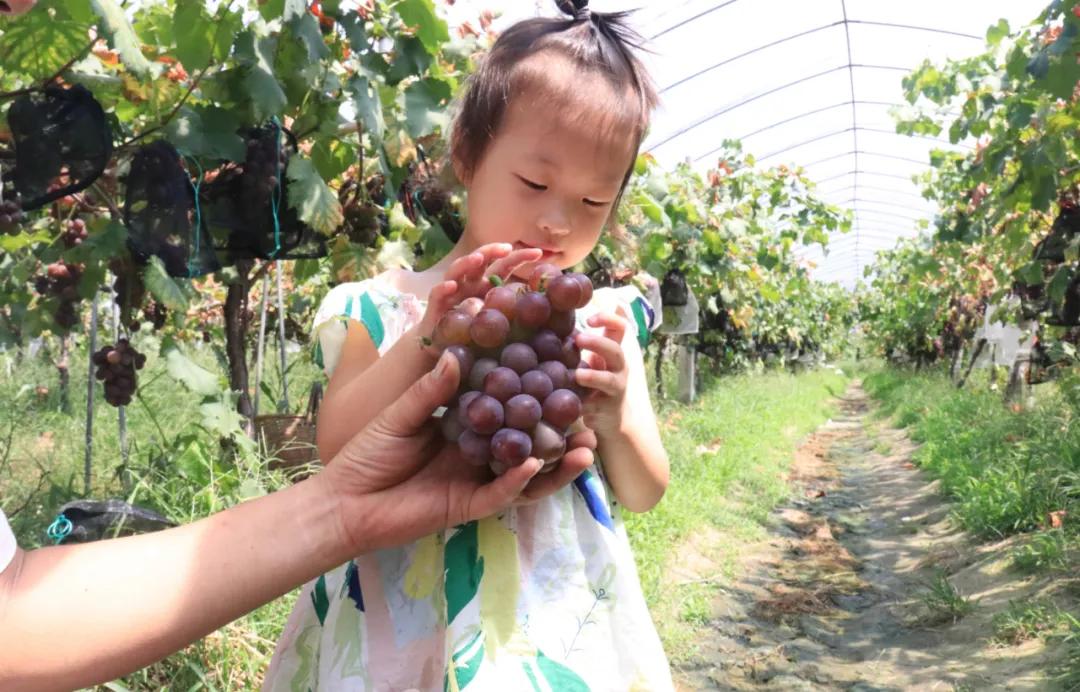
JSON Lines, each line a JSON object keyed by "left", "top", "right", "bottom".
{"left": 0, "top": 475, "right": 351, "bottom": 691}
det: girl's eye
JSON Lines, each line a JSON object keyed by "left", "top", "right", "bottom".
{"left": 583, "top": 198, "right": 609, "bottom": 208}
{"left": 517, "top": 175, "right": 547, "bottom": 191}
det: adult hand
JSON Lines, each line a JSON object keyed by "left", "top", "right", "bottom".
{"left": 318, "top": 349, "right": 594, "bottom": 553}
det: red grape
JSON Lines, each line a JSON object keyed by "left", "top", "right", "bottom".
{"left": 434, "top": 309, "right": 472, "bottom": 346}
{"left": 530, "top": 329, "right": 562, "bottom": 362}
{"left": 521, "top": 369, "right": 554, "bottom": 401}
{"left": 516, "top": 292, "right": 552, "bottom": 329}
{"left": 547, "top": 309, "right": 576, "bottom": 338}
{"left": 457, "top": 391, "right": 482, "bottom": 426}
{"left": 542, "top": 389, "right": 582, "bottom": 429}
{"left": 484, "top": 285, "right": 518, "bottom": 320}
{"left": 458, "top": 430, "right": 493, "bottom": 466}
{"left": 500, "top": 342, "right": 538, "bottom": 374}
{"left": 546, "top": 274, "right": 582, "bottom": 312}
{"left": 569, "top": 273, "right": 593, "bottom": 308}
{"left": 504, "top": 394, "right": 542, "bottom": 430}
{"left": 444, "top": 344, "right": 475, "bottom": 378}
{"left": 441, "top": 409, "right": 466, "bottom": 441}
{"left": 528, "top": 262, "right": 561, "bottom": 291}
{"left": 468, "top": 358, "right": 499, "bottom": 391}
{"left": 491, "top": 428, "right": 532, "bottom": 467}
{"left": 466, "top": 394, "right": 504, "bottom": 434}
{"left": 459, "top": 297, "right": 485, "bottom": 317}
{"left": 470, "top": 308, "right": 510, "bottom": 348}
{"left": 537, "top": 360, "right": 570, "bottom": 390}
{"left": 483, "top": 366, "right": 522, "bottom": 402}
{"left": 531, "top": 421, "right": 566, "bottom": 462}
{"left": 560, "top": 336, "right": 581, "bottom": 368}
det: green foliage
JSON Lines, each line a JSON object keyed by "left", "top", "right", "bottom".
{"left": 1012, "top": 529, "right": 1071, "bottom": 572}
{"left": 992, "top": 599, "right": 1071, "bottom": 644}
{"left": 919, "top": 571, "right": 977, "bottom": 625}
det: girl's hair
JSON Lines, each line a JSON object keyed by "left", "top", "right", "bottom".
{"left": 449, "top": 0, "right": 658, "bottom": 193}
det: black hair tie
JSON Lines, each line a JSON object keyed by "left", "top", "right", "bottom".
{"left": 556, "top": 0, "right": 590, "bottom": 21}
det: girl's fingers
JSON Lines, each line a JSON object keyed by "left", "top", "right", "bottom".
{"left": 575, "top": 367, "right": 622, "bottom": 396}
{"left": 429, "top": 280, "right": 459, "bottom": 314}
{"left": 487, "top": 248, "right": 543, "bottom": 279}
{"left": 575, "top": 332, "right": 625, "bottom": 373}
{"left": 587, "top": 312, "right": 628, "bottom": 345}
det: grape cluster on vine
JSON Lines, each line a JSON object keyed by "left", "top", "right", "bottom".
{"left": 61, "top": 218, "right": 87, "bottom": 248}
{"left": 434, "top": 264, "right": 594, "bottom": 476}
{"left": 0, "top": 198, "right": 23, "bottom": 235}
{"left": 92, "top": 339, "right": 146, "bottom": 407}
{"left": 34, "top": 261, "right": 83, "bottom": 329}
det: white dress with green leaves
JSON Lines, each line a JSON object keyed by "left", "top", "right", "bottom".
{"left": 263, "top": 278, "right": 673, "bottom": 692}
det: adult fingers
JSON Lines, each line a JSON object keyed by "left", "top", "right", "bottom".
{"left": 375, "top": 350, "right": 460, "bottom": 436}
{"left": 461, "top": 458, "right": 542, "bottom": 521}
{"left": 519, "top": 446, "right": 593, "bottom": 502}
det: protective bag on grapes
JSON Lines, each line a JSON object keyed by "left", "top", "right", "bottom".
{"left": 123, "top": 141, "right": 220, "bottom": 278}
{"left": 52, "top": 499, "right": 175, "bottom": 544}
{"left": 201, "top": 123, "right": 327, "bottom": 262}
{"left": 4, "top": 84, "right": 113, "bottom": 211}
{"left": 255, "top": 382, "right": 322, "bottom": 480}
{"left": 660, "top": 268, "right": 689, "bottom": 307}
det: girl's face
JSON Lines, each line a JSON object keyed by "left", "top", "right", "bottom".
{"left": 457, "top": 83, "right": 638, "bottom": 276}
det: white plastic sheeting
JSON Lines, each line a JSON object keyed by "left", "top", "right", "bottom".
{"left": 447, "top": 0, "right": 1048, "bottom": 287}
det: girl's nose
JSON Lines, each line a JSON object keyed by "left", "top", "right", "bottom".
{"left": 539, "top": 204, "right": 571, "bottom": 238}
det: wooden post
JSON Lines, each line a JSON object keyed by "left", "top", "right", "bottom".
{"left": 275, "top": 262, "right": 290, "bottom": 413}
{"left": 84, "top": 294, "right": 97, "bottom": 496}
{"left": 676, "top": 342, "right": 696, "bottom": 404}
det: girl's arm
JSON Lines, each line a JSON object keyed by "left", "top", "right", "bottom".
{"left": 575, "top": 312, "right": 669, "bottom": 512}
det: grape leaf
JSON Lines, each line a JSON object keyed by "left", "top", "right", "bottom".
{"left": 144, "top": 256, "right": 189, "bottom": 311}
{"left": 387, "top": 37, "right": 432, "bottom": 86}
{"left": 986, "top": 19, "right": 1010, "bottom": 47}
{"left": 1048, "top": 264, "right": 1073, "bottom": 302}
{"left": 289, "top": 14, "right": 330, "bottom": 62}
{"left": 287, "top": 158, "right": 344, "bottom": 235}
{"left": 167, "top": 107, "right": 246, "bottom": 161}
{"left": 283, "top": 0, "right": 308, "bottom": 22}
{"left": 311, "top": 137, "right": 353, "bottom": 180}
{"left": 245, "top": 36, "right": 288, "bottom": 119}
{"left": 90, "top": 0, "right": 153, "bottom": 77}
{"left": 396, "top": 0, "right": 450, "bottom": 55}
{"left": 173, "top": 0, "right": 214, "bottom": 70}
{"left": 199, "top": 399, "right": 247, "bottom": 438}
{"left": 0, "top": 12, "right": 89, "bottom": 80}
{"left": 349, "top": 74, "right": 386, "bottom": 141}
{"left": 404, "top": 78, "right": 451, "bottom": 138}
{"left": 162, "top": 338, "right": 221, "bottom": 396}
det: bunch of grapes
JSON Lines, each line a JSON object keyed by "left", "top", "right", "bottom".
{"left": 34, "top": 261, "right": 84, "bottom": 329}
{"left": 0, "top": 198, "right": 24, "bottom": 235}
{"left": 92, "top": 339, "right": 146, "bottom": 407}
{"left": 144, "top": 301, "right": 168, "bottom": 330}
{"left": 435, "top": 264, "right": 594, "bottom": 475}
{"left": 60, "top": 218, "right": 88, "bottom": 248}
{"left": 241, "top": 130, "right": 289, "bottom": 212}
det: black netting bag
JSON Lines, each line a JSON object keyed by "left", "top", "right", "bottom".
{"left": 123, "top": 140, "right": 220, "bottom": 278}
{"left": 202, "top": 122, "right": 327, "bottom": 262}
{"left": 660, "top": 268, "right": 689, "bottom": 307}
{"left": 49, "top": 499, "right": 175, "bottom": 544}
{"left": 3, "top": 84, "right": 113, "bottom": 211}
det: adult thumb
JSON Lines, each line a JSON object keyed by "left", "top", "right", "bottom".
{"left": 377, "top": 350, "right": 461, "bottom": 435}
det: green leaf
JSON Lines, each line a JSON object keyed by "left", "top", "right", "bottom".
{"left": 349, "top": 74, "right": 386, "bottom": 141}
{"left": 245, "top": 36, "right": 287, "bottom": 119}
{"left": 199, "top": 399, "right": 246, "bottom": 437}
{"left": 0, "top": 11, "right": 89, "bottom": 80}
{"left": 395, "top": 0, "right": 450, "bottom": 55}
{"left": 287, "top": 158, "right": 344, "bottom": 235}
{"left": 289, "top": 14, "right": 330, "bottom": 62}
{"left": 1048, "top": 264, "right": 1073, "bottom": 302}
{"left": 986, "top": 19, "right": 1010, "bottom": 47}
{"left": 162, "top": 340, "right": 221, "bottom": 396}
{"left": 143, "top": 256, "right": 189, "bottom": 311}
{"left": 635, "top": 192, "right": 671, "bottom": 228}
{"left": 311, "top": 137, "right": 353, "bottom": 180}
{"left": 167, "top": 107, "right": 246, "bottom": 161}
{"left": 90, "top": 0, "right": 153, "bottom": 77}
{"left": 403, "top": 78, "right": 451, "bottom": 138}
{"left": 386, "top": 37, "right": 432, "bottom": 86}
{"left": 283, "top": 0, "right": 307, "bottom": 21}
{"left": 174, "top": 0, "right": 214, "bottom": 70}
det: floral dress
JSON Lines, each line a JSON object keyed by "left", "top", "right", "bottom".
{"left": 263, "top": 277, "right": 673, "bottom": 692}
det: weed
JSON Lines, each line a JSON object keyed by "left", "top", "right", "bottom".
{"left": 919, "top": 571, "right": 976, "bottom": 625}
{"left": 1012, "top": 529, "right": 1071, "bottom": 573}
{"left": 992, "top": 600, "right": 1070, "bottom": 645}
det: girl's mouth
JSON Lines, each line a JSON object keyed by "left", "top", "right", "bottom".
{"left": 514, "top": 242, "right": 560, "bottom": 261}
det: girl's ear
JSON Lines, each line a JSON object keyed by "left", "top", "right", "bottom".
{"left": 451, "top": 152, "right": 473, "bottom": 186}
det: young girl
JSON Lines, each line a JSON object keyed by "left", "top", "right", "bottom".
{"left": 265, "top": 1, "right": 672, "bottom": 689}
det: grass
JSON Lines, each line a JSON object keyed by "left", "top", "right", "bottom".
{"left": 919, "top": 571, "right": 977, "bottom": 625}
{"left": 1012, "top": 529, "right": 1070, "bottom": 573}
{"left": 626, "top": 362, "right": 851, "bottom": 660}
{"left": 992, "top": 599, "right": 1073, "bottom": 646}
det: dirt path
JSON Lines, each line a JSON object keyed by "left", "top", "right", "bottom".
{"left": 673, "top": 383, "right": 1070, "bottom": 691}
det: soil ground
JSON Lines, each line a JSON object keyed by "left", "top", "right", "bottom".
{"left": 671, "top": 383, "right": 1074, "bottom": 691}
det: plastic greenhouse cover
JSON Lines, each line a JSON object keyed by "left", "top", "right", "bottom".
{"left": 448, "top": 0, "right": 1048, "bottom": 288}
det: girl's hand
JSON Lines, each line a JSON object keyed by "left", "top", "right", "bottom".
{"left": 573, "top": 312, "right": 630, "bottom": 437}
{"left": 418, "top": 244, "right": 543, "bottom": 341}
